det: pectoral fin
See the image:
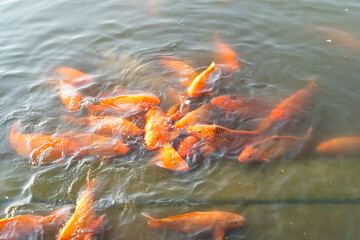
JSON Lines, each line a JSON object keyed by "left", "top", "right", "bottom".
{"left": 213, "top": 228, "right": 225, "bottom": 240}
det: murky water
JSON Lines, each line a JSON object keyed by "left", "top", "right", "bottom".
{"left": 1, "top": 0, "right": 360, "bottom": 239}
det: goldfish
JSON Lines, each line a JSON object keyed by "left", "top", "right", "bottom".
{"left": 61, "top": 115, "right": 143, "bottom": 138}
{"left": 270, "top": 78, "right": 316, "bottom": 122}
{"left": 142, "top": 211, "right": 245, "bottom": 240}
{"left": 178, "top": 135, "right": 201, "bottom": 160}
{"left": 57, "top": 81, "right": 84, "bottom": 113}
{"left": 159, "top": 57, "right": 197, "bottom": 87}
{"left": 99, "top": 93, "right": 160, "bottom": 112}
{"left": 211, "top": 95, "right": 271, "bottom": 118}
{"left": 238, "top": 127, "right": 312, "bottom": 162}
{"left": 167, "top": 102, "right": 192, "bottom": 123}
{"left": 58, "top": 131, "right": 130, "bottom": 161}
{"left": 144, "top": 107, "right": 171, "bottom": 150}
{"left": 174, "top": 103, "right": 216, "bottom": 129}
{"left": 83, "top": 215, "right": 106, "bottom": 240}
{"left": 52, "top": 67, "right": 94, "bottom": 86}
{"left": 187, "top": 62, "right": 218, "bottom": 97}
{"left": 316, "top": 137, "right": 360, "bottom": 157}
{"left": 0, "top": 206, "right": 72, "bottom": 239}
{"left": 9, "top": 123, "right": 82, "bottom": 165}
{"left": 57, "top": 173, "right": 98, "bottom": 240}
{"left": 214, "top": 37, "right": 240, "bottom": 71}
{"left": 151, "top": 142, "right": 189, "bottom": 171}
{"left": 186, "top": 124, "right": 260, "bottom": 155}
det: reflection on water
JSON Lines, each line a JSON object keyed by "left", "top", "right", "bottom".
{"left": 1, "top": 0, "right": 360, "bottom": 239}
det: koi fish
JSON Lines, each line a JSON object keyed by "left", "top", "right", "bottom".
{"left": 58, "top": 131, "right": 130, "bottom": 161}
{"left": 159, "top": 57, "right": 197, "bottom": 87}
{"left": 187, "top": 62, "right": 217, "bottom": 97}
{"left": 316, "top": 137, "right": 360, "bottom": 157}
{"left": 214, "top": 37, "right": 240, "bottom": 71}
{"left": 178, "top": 135, "right": 201, "bottom": 160}
{"left": 57, "top": 81, "right": 84, "bottom": 113}
{"left": 186, "top": 124, "right": 260, "bottom": 155}
{"left": 144, "top": 107, "right": 171, "bottom": 150}
{"left": 270, "top": 78, "right": 316, "bottom": 122}
{"left": 9, "top": 123, "right": 82, "bottom": 165}
{"left": 52, "top": 67, "right": 94, "bottom": 86}
{"left": 142, "top": 211, "right": 245, "bottom": 240}
{"left": 57, "top": 174, "right": 98, "bottom": 240}
{"left": 151, "top": 142, "right": 189, "bottom": 171}
{"left": 83, "top": 215, "right": 106, "bottom": 240}
{"left": 61, "top": 115, "right": 143, "bottom": 138}
{"left": 99, "top": 93, "right": 160, "bottom": 112}
{"left": 211, "top": 95, "right": 271, "bottom": 118}
{"left": 0, "top": 206, "right": 72, "bottom": 239}
{"left": 238, "top": 127, "right": 312, "bottom": 162}
{"left": 174, "top": 103, "right": 215, "bottom": 129}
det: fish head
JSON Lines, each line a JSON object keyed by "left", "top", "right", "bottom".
{"left": 238, "top": 145, "right": 260, "bottom": 163}
{"left": 225, "top": 214, "right": 246, "bottom": 229}
{"left": 113, "top": 141, "right": 131, "bottom": 156}
{"left": 210, "top": 95, "right": 238, "bottom": 110}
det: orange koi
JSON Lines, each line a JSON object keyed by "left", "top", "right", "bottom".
{"left": 238, "top": 127, "right": 312, "bottom": 162}
{"left": 270, "top": 78, "right": 316, "bottom": 122}
{"left": 187, "top": 62, "right": 217, "bottom": 97}
{"left": 57, "top": 174, "right": 98, "bottom": 240}
{"left": 52, "top": 67, "right": 94, "bottom": 86}
{"left": 99, "top": 93, "right": 160, "bottom": 112}
{"left": 316, "top": 137, "right": 360, "bottom": 157}
{"left": 178, "top": 135, "right": 201, "bottom": 159}
{"left": 59, "top": 131, "right": 130, "bottom": 161}
{"left": 151, "top": 142, "right": 189, "bottom": 171}
{"left": 9, "top": 123, "right": 82, "bottom": 165}
{"left": 0, "top": 206, "right": 72, "bottom": 239}
{"left": 174, "top": 103, "right": 215, "bottom": 129}
{"left": 61, "top": 115, "right": 143, "bottom": 138}
{"left": 57, "top": 81, "right": 84, "bottom": 113}
{"left": 142, "top": 211, "right": 245, "bottom": 240}
{"left": 214, "top": 37, "right": 240, "bottom": 71}
{"left": 83, "top": 215, "right": 106, "bottom": 240}
{"left": 144, "top": 107, "right": 171, "bottom": 150}
{"left": 186, "top": 124, "right": 260, "bottom": 155}
{"left": 159, "top": 57, "right": 197, "bottom": 87}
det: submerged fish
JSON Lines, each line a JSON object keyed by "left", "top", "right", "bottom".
{"left": 238, "top": 127, "right": 312, "bottom": 162}
{"left": 214, "top": 37, "right": 240, "bottom": 71}
{"left": 159, "top": 57, "right": 197, "bottom": 87}
{"left": 174, "top": 103, "right": 216, "bottom": 129}
{"left": 142, "top": 211, "right": 245, "bottom": 240}
{"left": 99, "top": 93, "right": 160, "bottom": 112}
{"left": 151, "top": 142, "right": 189, "bottom": 171}
{"left": 178, "top": 135, "right": 201, "bottom": 160}
{"left": 57, "top": 81, "right": 84, "bottom": 113}
{"left": 187, "top": 62, "right": 217, "bottom": 97}
{"left": 52, "top": 67, "right": 94, "bottom": 86}
{"left": 9, "top": 123, "right": 82, "bottom": 165}
{"left": 316, "top": 137, "right": 360, "bottom": 157}
{"left": 0, "top": 206, "right": 72, "bottom": 239}
{"left": 83, "top": 215, "right": 106, "bottom": 240}
{"left": 144, "top": 107, "right": 171, "bottom": 150}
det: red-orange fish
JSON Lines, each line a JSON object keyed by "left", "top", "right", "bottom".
{"left": 151, "top": 142, "right": 189, "bottom": 171}
{"left": 83, "top": 215, "right": 106, "bottom": 240}
{"left": 186, "top": 124, "right": 260, "bottom": 155}
{"left": 187, "top": 62, "right": 217, "bottom": 97}
{"left": 214, "top": 37, "right": 240, "bottom": 71}
{"left": 142, "top": 211, "right": 245, "bottom": 240}
{"left": 0, "top": 206, "right": 72, "bottom": 239}
{"left": 211, "top": 95, "right": 270, "bottom": 118}
{"left": 238, "top": 127, "right": 312, "bottom": 162}
{"left": 57, "top": 174, "right": 98, "bottom": 240}
{"left": 160, "top": 57, "right": 197, "bottom": 87}
{"left": 59, "top": 131, "right": 130, "bottom": 161}
{"left": 99, "top": 93, "right": 160, "bottom": 112}
{"left": 61, "top": 115, "right": 143, "bottom": 138}
{"left": 52, "top": 67, "right": 94, "bottom": 86}
{"left": 144, "top": 107, "right": 171, "bottom": 150}
{"left": 9, "top": 123, "right": 82, "bottom": 165}
{"left": 270, "top": 78, "right": 316, "bottom": 122}
{"left": 178, "top": 135, "right": 201, "bottom": 160}
{"left": 316, "top": 137, "right": 360, "bottom": 157}
{"left": 174, "top": 103, "right": 215, "bottom": 129}
{"left": 57, "top": 81, "right": 84, "bottom": 113}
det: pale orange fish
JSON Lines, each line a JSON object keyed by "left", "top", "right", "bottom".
{"left": 9, "top": 123, "right": 82, "bottom": 165}
{"left": 270, "top": 78, "right": 316, "bottom": 122}
{"left": 83, "top": 215, "right": 106, "bottom": 240}
{"left": 214, "top": 37, "right": 240, "bottom": 71}
{"left": 174, "top": 103, "right": 215, "bottom": 129}
{"left": 144, "top": 107, "right": 171, "bottom": 150}
{"left": 57, "top": 81, "right": 84, "bottom": 113}
{"left": 151, "top": 142, "right": 189, "bottom": 171}
{"left": 186, "top": 124, "right": 260, "bottom": 155}
{"left": 57, "top": 174, "right": 98, "bottom": 240}
{"left": 99, "top": 93, "right": 160, "bottom": 112}
{"left": 159, "top": 57, "right": 197, "bottom": 87}
{"left": 238, "top": 127, "right": 312, "bottom": 163}
{"left": 59, "top": 131, "right": 130, "bottom": 161}
{"left": 52, "top": 67, "right": 94, "bottom": 86}
{"left": 142, "top": 211, "right": 245, "bottom": 240}
{"left": 0, "top": 206, "right": 72, "bottom": 239}
{"left": 187, "top": 62, "right": 217, "bottom": 97}
{"left": 178, "top": 135, "right": 201, "bottom": 160}
{"left": 211, "top": 95, "right": 271, "bottom": 118}
{"left": 61, "top": 115, "right": 143, "bottom": 138}
{"left": 316, "top": 137, "right": 360, "bottom": 157}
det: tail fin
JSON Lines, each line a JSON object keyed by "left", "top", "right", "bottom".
{"left": 307, "top": 77, "right": 317, "bottom": 90}
{"left": 141, "top": 213, "right": 163, "bottom": 228}
{"left": 303, "top": 126, "right": 312, "bottom": 140}
{"left": 42, "top": 206, "right": 72, "bottom": 224}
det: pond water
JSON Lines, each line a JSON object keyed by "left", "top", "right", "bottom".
{"left": 1, "top": 0, "right": 360, "bottom": 239}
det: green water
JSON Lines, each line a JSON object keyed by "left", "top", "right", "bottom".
{"left": 0, "top": 0, "right": 360, "bottom": 239}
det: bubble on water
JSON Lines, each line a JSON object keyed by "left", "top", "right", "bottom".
{"left": 184, "top": 100, "right": 191, "bottom": 105}
{"left": 179, "top": 19, "right": 184, "bottom": 25}
{"left": 238, "top": 181, "right": 242, "bottom": 185}
{"left": 5, "top": 196, "right": 8, "bottom": 199}
{"left": 280, "top": 169, "right": 284, "bottom": 173}
{"left": 345, "top": 8, "right": 348, "bottom": 11}
{"left": 326, "top": 39, "right": 332, "bottom": 43}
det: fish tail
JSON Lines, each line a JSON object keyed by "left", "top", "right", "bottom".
{"left": 307, "top": 77, "right": 317, "bottom": 90}
{"left": 303, "top": 126, "right": 312, "bottom": 139}
{"left": 141, "top": 213, "right": 163, "bottom": 228}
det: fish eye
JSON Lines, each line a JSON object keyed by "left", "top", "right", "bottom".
{"left": 198, "top": 131, "right": 201, "bottom": 133}
{"left": 248, "top": 155, "right": 252, "bottom": 158}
